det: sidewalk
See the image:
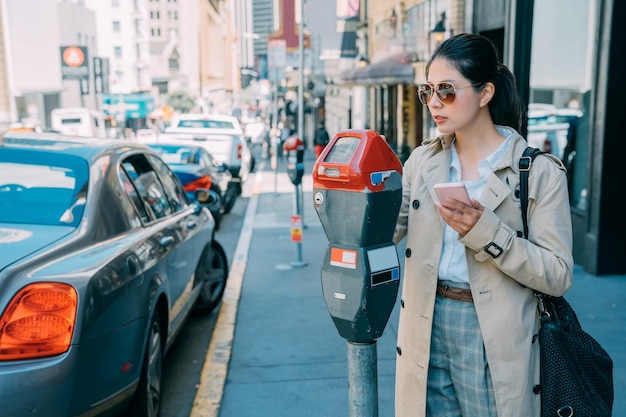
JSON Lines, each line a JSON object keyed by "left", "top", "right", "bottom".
{"left": 193, "top": 150, "right": 625, "bottom": 417}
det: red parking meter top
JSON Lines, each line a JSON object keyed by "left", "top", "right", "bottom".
{"left": 312, "top": 129, "right": 402, "bottom": 192}
{"left": 283, "top": 136, "right": 305, "bottom": 151}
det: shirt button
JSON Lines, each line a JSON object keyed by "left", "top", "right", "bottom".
{"left": 396, "top": 346, "right": 402, "bottom": 355}
{"left": 412, "top": 199, "right": 420, "bottom": 209}
{"left": 405, "top": 248, "right": 412, "bottom": 257}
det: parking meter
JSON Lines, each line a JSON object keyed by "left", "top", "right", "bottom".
{"left": 312, "top": 129, "right": 402, "bottom": 343}
{"left": 283, "top": 136, "right": 305, "bottom": 186}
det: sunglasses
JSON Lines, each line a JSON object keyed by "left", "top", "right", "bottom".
{"left": 417, "top": 82, "right": 481, "bottom": 105}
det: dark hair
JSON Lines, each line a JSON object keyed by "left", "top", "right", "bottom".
{"left": 425, "top": 33, "right": 524, "bottom": 132}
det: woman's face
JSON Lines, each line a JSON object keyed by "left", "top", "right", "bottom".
{"left": 424, "top": 58, "right": 483, "bottom": 134}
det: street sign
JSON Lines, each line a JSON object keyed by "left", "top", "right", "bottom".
{"left": 268, "top": 39, "right": 286, "bottom": 69}
{"left": 93, "top": 57, "right": 109, "bottom": 94}
{"left": 60, "top": 46, "right": 89, "bottom": 80}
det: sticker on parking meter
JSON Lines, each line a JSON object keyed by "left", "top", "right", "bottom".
{"left": 330, "top": 247, "right": 357, "bottom": 269}
{"left": 290, "top": 215, "right": 302, "bottom": 242}
{"left": 370, "top": 170, "right": 397, "bottom": 186}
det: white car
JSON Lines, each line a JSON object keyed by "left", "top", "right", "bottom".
{"left": 168, "top": 113, "right": 243, "bottom": 132}
{"left": 164, "top": 114, "right": 253, "bottom": 182}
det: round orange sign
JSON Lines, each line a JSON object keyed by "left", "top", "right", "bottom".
{"left": 63, "top": 47, "right": 85, "bottom": 67}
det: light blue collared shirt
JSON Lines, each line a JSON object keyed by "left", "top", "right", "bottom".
{"left": 438, "top": 127, "right": 513, "bottom": 284}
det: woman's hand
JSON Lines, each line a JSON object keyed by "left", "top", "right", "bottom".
{"left": 435, "top": 198, "right": 484, "bottom": 236}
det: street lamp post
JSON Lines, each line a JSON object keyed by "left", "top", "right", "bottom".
{"left": 297, "top": 0, "right": 305, "bottom": 149}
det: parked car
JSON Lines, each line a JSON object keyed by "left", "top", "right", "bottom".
{"left": 50, "top": 107, "right": 107, "bottom": 138}
{"left": 164, "top": 113, "right": 254, "bottom": 182}
{"left": 0, "top": 131, "right": 229, "bottom": 417}
{"left": 527, "top": 103, "right": 582, "bottom": 160}
{"left": 147, "top": 141, "right": 241, "bottom": 227}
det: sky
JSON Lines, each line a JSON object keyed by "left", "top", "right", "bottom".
{"left": 304, "top": 0, "right": 344, "bottom": 54}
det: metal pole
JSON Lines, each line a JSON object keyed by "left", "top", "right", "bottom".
{"left": 291, "top": 182, "right": 307, "bottom": 268}
{"left": 272, "top": 68, "right": 279, "bottom": 194}
{"left": 298, "top": 182, "right": 307, "bottom": 229}
{"left": 347, "top": 341, "right": 378, "bottom": 417}
{"left": 298, "top": 0, "right": 305, "bottom": 149}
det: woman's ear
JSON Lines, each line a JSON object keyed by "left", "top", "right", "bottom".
{"left": 480, "top": 82, "right": 496, "bottom": 107}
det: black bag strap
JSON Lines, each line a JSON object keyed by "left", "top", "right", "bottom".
{"left": 519, "top": 147, "right": 544, "bottom": 239}
{"left": 519, "top": 146, "right": 547, "bottom": 305}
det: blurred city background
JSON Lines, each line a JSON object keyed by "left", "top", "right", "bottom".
{"left": 0, "top": 0, "right": 623, "bottom": 276}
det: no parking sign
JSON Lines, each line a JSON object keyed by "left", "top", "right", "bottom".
{"left": 290, "top": 215, "right": 302, "bottom": 242}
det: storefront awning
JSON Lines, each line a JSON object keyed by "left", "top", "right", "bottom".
{"left": 339, "top": 51, "right": 419, "bottom": 86}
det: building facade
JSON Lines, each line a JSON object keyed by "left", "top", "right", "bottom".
{"left": 326, "top": 0, "right": 626, "bottom": 275}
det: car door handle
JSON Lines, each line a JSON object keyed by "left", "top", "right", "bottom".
{"left": 187, "top": 220, "right": 197, "bottom": 229}
{"left": 160, "top": 235, "right": 175, "bottom": 248}
{"left": 126, "top": 256, "right": 140, "bottom": 276}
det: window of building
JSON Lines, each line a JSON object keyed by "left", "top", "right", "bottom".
{"left": 114, "top": 46, "right": 122, "bottom": 58}
{"left": 113, "top": 21, "right": 121, "bottom": 32}
{"left": 112, "top": 0, "right": 120, "bottom": 6}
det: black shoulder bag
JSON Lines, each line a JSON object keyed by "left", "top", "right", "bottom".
{"left": 519, "top": 147, "right": 614, "bottom": 417}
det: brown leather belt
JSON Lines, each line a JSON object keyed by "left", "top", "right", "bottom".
{"left": 437, "top": 284, "right": 474, "bottom": 303}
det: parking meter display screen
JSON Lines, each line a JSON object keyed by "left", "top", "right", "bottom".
{"left": 324, "top": 136, "right": 360, "bottom": 164}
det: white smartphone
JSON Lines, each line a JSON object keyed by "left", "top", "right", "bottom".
{"left": 433, "top": 182, "right": 472, "bottom": 209}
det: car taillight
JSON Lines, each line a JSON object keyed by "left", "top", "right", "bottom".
{"left": 184, "top": 176, "right": 213, "bottom": 192}
{"left": 0, "top": 283, "right": 77, "bottom": 360}
{"left": 237, "top": 144, "right": 242, "bottom": 160}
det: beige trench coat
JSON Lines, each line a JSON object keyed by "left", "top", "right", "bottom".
{"left": 393, "top": 128, "right": 574, "bottom": 417}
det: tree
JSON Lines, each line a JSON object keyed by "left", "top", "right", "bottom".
{"left": 167, "top": 91, "right": 196, "bottom": 113}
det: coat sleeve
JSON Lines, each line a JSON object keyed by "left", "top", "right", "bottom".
{"left": 460, "top": 156, "right": 574, "bottom": 296}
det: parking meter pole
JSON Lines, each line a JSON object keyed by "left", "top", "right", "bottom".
{"left": 298, "top": 183, "right": 307, "bottom": 229}
{"left": 283, "top": 136, "right": 307, "bottom": 268}
{"left": 274, "top": 147, "right": 278, "bottom": 195}
{"left": 313, "top": 130, "right": 403, "bottom": 417}
{"left": 347, "top": 341, "right": 378, "bottom": 417}
{"left": 269, "top": 128, "right": 280, "bottom": 195}
{"left": 292, "top": 184, "right": 306, "bottom": 268}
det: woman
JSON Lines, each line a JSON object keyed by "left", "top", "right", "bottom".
{"left": 393, "top": 33, "right": 574, "bottom": 417}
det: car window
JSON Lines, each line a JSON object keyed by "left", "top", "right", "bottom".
{"left": 0, "top": 149, "right": 88, "bottom": 226}
{"left": 149, "top": 144, "right": 194, "bottom": 164}
{"left": 119, "top": 167, "right": 151, "bottom": 224}
{"left": 176, "top": 119, "right": 235, "bottom": 129}
{"left": 122, "top": 155, "right": 173, "bottom": 221}
{"left": 146, "top": 154, "right": 189, "bottom": 212}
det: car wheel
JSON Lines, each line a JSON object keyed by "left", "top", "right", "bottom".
{"left": 194, "top": 240, "right": 229, "bottom": 314}
{"left": 129, "top": 312, "right": 163, "bottom": 417}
